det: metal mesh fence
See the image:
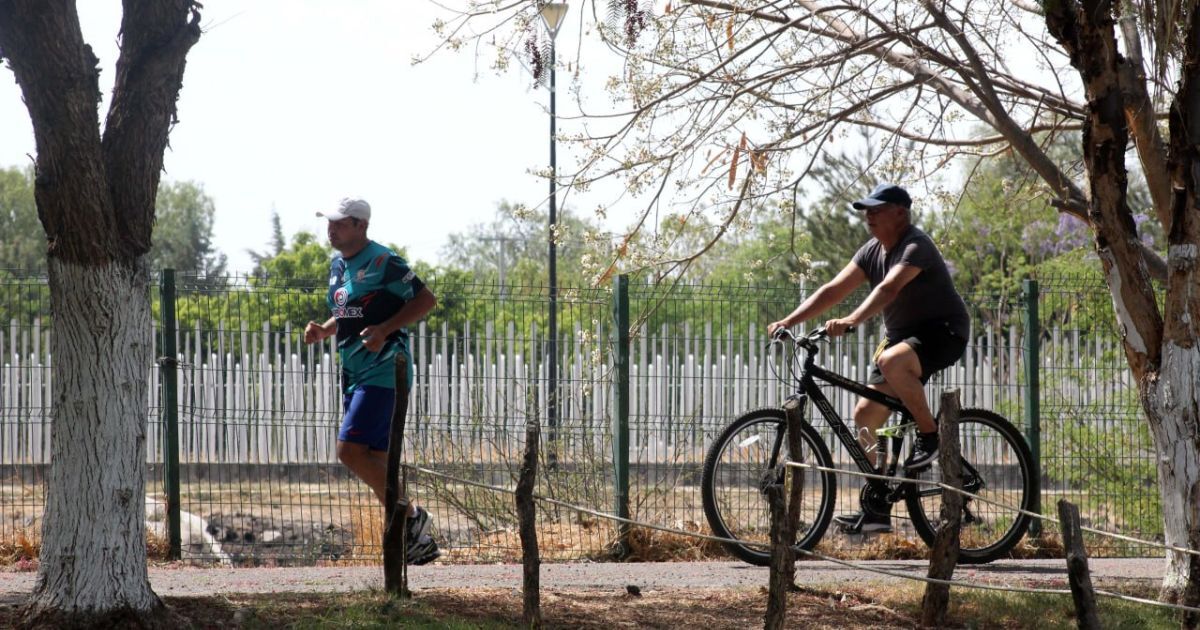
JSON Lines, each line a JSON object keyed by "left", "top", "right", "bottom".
{"left": 157, "top": 273, "right": 355, "bottom": 565}
{"left": 406, "top": 278, "right": 616, "bottom": 562}
{"left": 624, "top": 280, "right": 1037, "bottom": 560}
{"left": 0, "top": 273, "right": 51, "bottom": 561}
{"left": 1034, "top": 272, "right": 1158, "bottom": 556}
{"left": 0, "top": 269, "right": 1162, "bottom": 564}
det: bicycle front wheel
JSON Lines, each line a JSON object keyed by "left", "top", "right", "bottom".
{"left": 905, "top": 408, "right": 1035, "bottom": 564}
{"left": 701, "top": 408, "right": 836, "bottom": 566}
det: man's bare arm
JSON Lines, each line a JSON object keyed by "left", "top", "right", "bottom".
{"left": 767, "top": 261, "right": 867, "bottom": 336}
{"left": 824, "top": 264, "right": 921, "bottom": 336}
{"left": 304, "top": 317, "right": 337, "bottom": 344}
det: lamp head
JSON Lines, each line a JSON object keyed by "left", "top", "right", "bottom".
{"left": 539, "top": 2, "right": 569, "bottom": 39}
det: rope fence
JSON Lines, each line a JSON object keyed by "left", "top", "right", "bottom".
{"left": 784, "top": 461, "right": 1200, "bottom": 559}
{"left": 399, "top": 461, "right": 1200, "bottom": 616}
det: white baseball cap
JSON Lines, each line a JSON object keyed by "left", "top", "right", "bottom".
{"left": 316, "top": 197, "right": 371, "bottom": 221}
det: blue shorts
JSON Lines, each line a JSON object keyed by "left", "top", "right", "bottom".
{"left": 338, "top": 385, "right": 395, "bottom": 451}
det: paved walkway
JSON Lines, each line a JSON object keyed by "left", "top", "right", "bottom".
{"left": 0, "top": 558, "right": 1164, "bottom": 601}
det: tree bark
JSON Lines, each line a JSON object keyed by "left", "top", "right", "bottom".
{"left": 763, "top": 482, "right": 788, "bottom": 630}
{"left": 1160, "top": 4, "right": 1200, "bottom": 621}
{"left": 1044, "top": 0, "right": 1163, "bottom": 381}
{"left": 1046, "top": 0, "right": 1200, "bottom": 615}
{"left": 0, "top": 0, "right": 201, "bottom": 624}
{"left": 383, "top": 354, "right": 411, "bottom": 597}
{"left": 23, "top": 261, "right": 185, "bottom": 628}
{"left": 1145, "top": 358, "right": 1200, "bottom": 621}
{"left": 516, "top": 417, "right": 542, "bottom": 628}
{"left": 1057, "top": 500, "right": 1101, "bottom": 630}
{"left": 921, "top": 390, "right": 961, "bottom": 627}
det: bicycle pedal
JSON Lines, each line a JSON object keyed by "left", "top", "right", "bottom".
{"left": 835, "top": 523, "right": 893, "bottom": 537}
{"left": 834, "top": 523, "right": 864, "bottom": 538}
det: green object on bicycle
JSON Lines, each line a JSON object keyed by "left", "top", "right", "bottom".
{"left": 874, "top": 422, "right": 917, "bottom": 438}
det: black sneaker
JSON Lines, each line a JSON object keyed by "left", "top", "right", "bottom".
{"left": 834, "top": 509, "right": 892, "bottom": 534}
{"left": 406, "top": 533, "right": 440, "bottom": 565}
{"left": 405, "top": 506, "right": 432, "bottom": 543}
{"left": 904, "top": 431, "right": 939, "bottom": 470}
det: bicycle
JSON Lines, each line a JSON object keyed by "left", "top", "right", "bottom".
{"left": 700, "top": 326, "right": 1035, "bottom": 566}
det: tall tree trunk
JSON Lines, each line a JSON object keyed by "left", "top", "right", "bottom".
{"left": 24, "top": 260, "right": 180, "bottom": 627}
{"left": 1043, "top": 0, "right": 1200, "bottom": 611}
{"left": 1145, "top": 371, "right": 1200, "bottom": 618}
{"left": 1159, "top": 2, "right": 1200, "bottom": 618}
{"left": 0, "top": 1, "right": 201, "bottom": 625}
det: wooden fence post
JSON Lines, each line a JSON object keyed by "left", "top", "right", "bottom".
{"left": 1057, "top": 499, "right": 1101, "bottom": 629}
{"left": 922, "top": 389, "right": 961, "bottom": 627}
{"left": 384, "top": 353, "right": 412, "bottom": 597}
{"left": 516, "top": 415, "right": 542, "bottom": 628}
{"left": 764, "top": 481, "right": 788, "bottom": 630}
{"left": 782, "top": 396, "right": 806, "bottom": 588}
{"left": 764, "top": 396, "right": 806, "bottom": 629}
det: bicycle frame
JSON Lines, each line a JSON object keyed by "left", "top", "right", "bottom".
{"left": 778, "top": 331, "right": 986, "bottom": 505}
{"left": 703, "top": 329, "right": 1032, "bottom": 566}
{"left": 779, "top": 332, "right": 915, "bottom": 491}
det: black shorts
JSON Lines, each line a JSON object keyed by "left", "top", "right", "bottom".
{"left": 867, "top": 321, "right": 967, "bottom": 385}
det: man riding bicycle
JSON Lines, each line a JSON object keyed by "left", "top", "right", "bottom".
{"left": 766, "top": 183, "right": 969, "bottom": 534}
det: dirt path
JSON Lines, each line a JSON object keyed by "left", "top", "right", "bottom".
{"left": 0, "top": 558, "right": 1164, "bottom": 602}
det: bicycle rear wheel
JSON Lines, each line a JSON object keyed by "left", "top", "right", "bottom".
{"left": 905, "top": 408, "right": 1035, "bottom": 563}
{"left": 701, "top": 408, "right": 836, "bottom": 566}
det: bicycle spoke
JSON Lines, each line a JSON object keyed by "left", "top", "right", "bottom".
{"left": 905, "top": 410, "right": 1032, "bottom": 562}
{"left": 702, "top": 409, "right": 836, "bottom": 566}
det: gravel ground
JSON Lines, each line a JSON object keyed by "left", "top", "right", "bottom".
{"left": 0, "top": 558, "right": 1165, "bottom": 602}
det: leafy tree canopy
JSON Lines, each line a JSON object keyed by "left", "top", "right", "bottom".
{"left": 0, "top": 167, "right": 226, "bottom": 276}
{"left": 150, "top": 180, "right": 227, "bottom": 275}
{"left": 0, "top": 166, "right": 42, "bottom": 272}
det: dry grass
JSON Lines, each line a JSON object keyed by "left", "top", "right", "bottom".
{"left": 0, "top": 528, "right": 38, "bottom": 566}
{"left": 342, "top": 501, "right": 621, "bottom": 563}
{"left": 465, "top": 517, "right": 618, "bottom": 562}
{"left": 0, "top": 476, "right": 1073, "bottom": 569}
{"left": 623, "top": 520, "right": 727, "bottom": 561}
{"left": 0, "top": 528, "right": 176, "bottom": 573}
{"left": 0, "top": 521, "right": 1071, "bottom": 570}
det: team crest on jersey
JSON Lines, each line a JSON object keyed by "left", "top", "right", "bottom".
{"left": 356, "top": 269, "right": 366, "bottom": 282}
{"left": 332, "top": 287, "right": 362, "bottom": 318}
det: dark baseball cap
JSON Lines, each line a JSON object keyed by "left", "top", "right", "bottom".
{"left": 851, "top": 183, "right": 912, "bottom": 210}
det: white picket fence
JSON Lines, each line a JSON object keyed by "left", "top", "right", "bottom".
{"left": 0, "top": 318, "right": 1136, "bottom": 466}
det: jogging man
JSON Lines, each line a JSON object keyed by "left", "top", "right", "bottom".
{"left": 304, "top": 197, "right": 441, "bottom": 564}
{"left": 766, "top": 183, "right": 969, "bottom": 534}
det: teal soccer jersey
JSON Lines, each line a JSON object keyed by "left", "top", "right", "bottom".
{"left": 327, "top": 241, "right": 425, "bottom": 393}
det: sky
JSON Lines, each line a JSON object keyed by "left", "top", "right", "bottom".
{"left": 0, "top": 1, "right": 588, "bottom": 271}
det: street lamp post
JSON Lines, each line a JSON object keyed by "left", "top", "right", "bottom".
{"left": 540, "top": 3, "right": 567, "bottom": 470}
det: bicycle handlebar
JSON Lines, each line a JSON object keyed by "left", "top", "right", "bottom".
{"left": 767, "top": 324, "right": 857, "bottom": 386}
{"left": 769, "top": 325, "right": 856, "bottom": 346}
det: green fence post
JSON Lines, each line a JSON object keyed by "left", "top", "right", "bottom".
{"left": 160, "top": 269, "right": 182, "bottom": 560}
{"left": 1022, "top": 278, "right": 1042, "bottom": 537}
{"left": 613, "top": 274, "right": 631, "bottom": 555}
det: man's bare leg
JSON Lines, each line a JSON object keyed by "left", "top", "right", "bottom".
{"left": 875, "top": 343, "right": 934, "bottom": 433}
{"left": 839, "top": 385, "right": 901, "bottom": 531}
{"left": 337, "top": 441, "right": 417, "bottom": 516}
{"left": 852, "top": 383, "right": 898, "bottom": 467}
